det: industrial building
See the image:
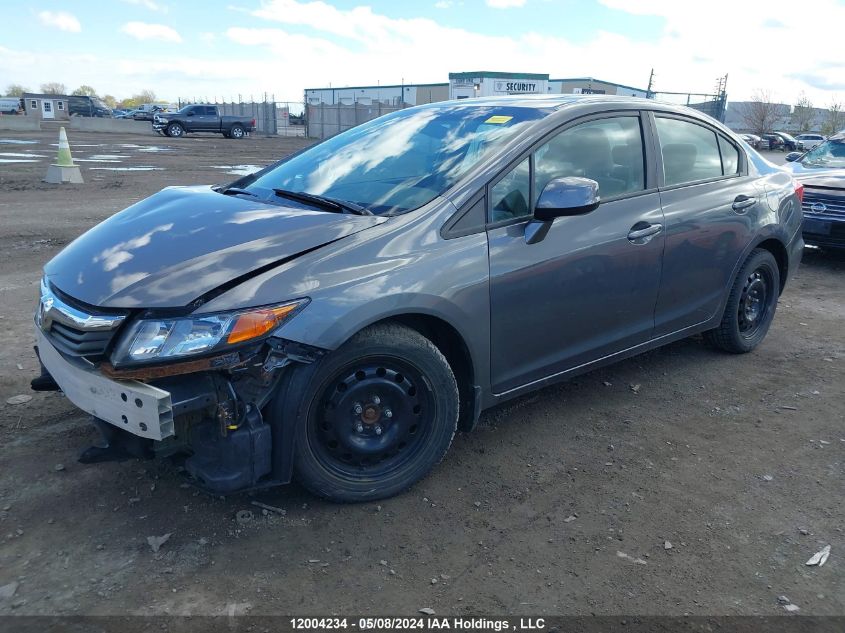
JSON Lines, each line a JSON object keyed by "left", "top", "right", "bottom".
{"left": 305, "top": 71, "right": 649, "bottom": 106}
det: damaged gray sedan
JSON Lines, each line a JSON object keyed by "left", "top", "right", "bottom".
{"left": 34, "top": 95, "right": 804, "bottom": 501}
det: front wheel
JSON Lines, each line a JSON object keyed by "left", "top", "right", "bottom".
{"left": 704, "top": 248, "right": 780, "bottom": 353}
{"left": 283, "top": 323, "right": 459, "bottom": 502}
{"left": 166, "top": 122, "right": 184, "bottom": 138}
{"left": 229, "top": 124, "right": 245, "bottom": 139}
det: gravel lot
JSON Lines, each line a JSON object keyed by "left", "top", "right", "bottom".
{"left": 0, "top": 129, "right": 842, "bottom": 616}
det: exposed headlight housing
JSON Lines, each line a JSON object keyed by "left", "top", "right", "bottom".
{"left": 111, "top": 300, "right": 308, "bottom": 367}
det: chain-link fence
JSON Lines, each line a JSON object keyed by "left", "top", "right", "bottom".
{"left": 305, "top": 102, "right": 405, "bottom": 139}
{"left": 176, "top": 97, "right": 306, "bottom": 136}
{"left": 649, "top": 91, "right": 728, "bottom": 123}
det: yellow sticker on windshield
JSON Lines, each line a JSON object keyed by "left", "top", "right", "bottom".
{"left": 484, "top": 115, "right": 513, "bottom": 124}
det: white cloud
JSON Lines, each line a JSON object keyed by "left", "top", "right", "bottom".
{"left": 37, "top": 10, "right": 81, "bottom": 32}
{"left": 6, "top": 0, "right": 845, "bottom": 107}
{"left": 121, "top": 0, "right": 169, "bottom": 12}
{"left": 121, "top": 21, "right": 182, "bottom": 43}
{"left": 486, "top": 0, "right": 526, "bottom": 7}
{"left": 434, "top": 1, "right": 453, "bottom": 7}
{"left": 199, "top": 32, "right": 217, "bottom": 43}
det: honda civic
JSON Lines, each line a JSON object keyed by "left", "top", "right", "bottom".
{"left": 33, "top": 95, "right": 804, "bottom": 502}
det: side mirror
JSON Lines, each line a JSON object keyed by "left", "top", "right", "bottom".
{"left": 525, "top": 177, "right": 601, "bottom": 245}
{"left": 534, "top": 177, "right": 601, "bottom": 221}
{"left": 186, "top": 110, "right": 195, "bottom": 117}
{"left": 784, "top": 152, "right": 801, "bottom": 162}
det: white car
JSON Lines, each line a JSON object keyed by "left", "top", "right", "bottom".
{"left": 796, "top": 133, "right": 825, "bottom": 151}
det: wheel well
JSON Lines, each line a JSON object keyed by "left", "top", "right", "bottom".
{"left": 379, "top": 314, "right": 477, "bottom": 432}
{"left": 756, "top": 238, "right": 788, "bottom": 293}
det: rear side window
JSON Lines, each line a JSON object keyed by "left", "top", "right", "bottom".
{"left": 204, "top": 106, "right": 217, "bottom": 116}
{"left": 655, "top": 117, "right": 722, "bottom": 186}
{"left": 718, "top": 136, "right": 739, "bottom": 175}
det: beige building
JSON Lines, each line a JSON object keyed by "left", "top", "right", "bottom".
{"left": 22, "top": 93, "right": 71, "bottom": 121}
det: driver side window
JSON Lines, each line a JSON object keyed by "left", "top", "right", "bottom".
{"left": 490, "top": 157, "right": 531, "bottom": 223}
{"left": 534, "top": 116, "right": 645, "bottom": 206}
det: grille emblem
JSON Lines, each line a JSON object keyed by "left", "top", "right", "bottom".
{"left": 811, "top": 202, "right": 827, "bottom": 213}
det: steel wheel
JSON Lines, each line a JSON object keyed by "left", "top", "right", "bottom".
{"left": 737, "top": 267, "right": 771, "bottom": 337}
{"left": 308, "top": 357, "right": 435, "bottom": 479}
{"left": 285, "top": 322, "right": 459, "bottom": 502}
{"left": 704, "top": 248, "right": 780, "bottom": 353}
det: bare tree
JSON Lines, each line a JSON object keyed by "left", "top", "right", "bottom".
{"left": 71, "top": 85, "right": 98, "bottom": 97}
{"left": 821, "top": 100, "right": 844, "bottom": 136}
{"left": 135, "top": 89, "right": 157, "bottom": 104}
{"left": 5, "top": 84, "right": 28, "bottom": 97}
{"left": 739, "top": 90, "right": 781, "bottom": 137}
{"left": 791, "top": 92, "right": 815, "bottom": 134}
{"left": 39, "top": 82, "right": 67, "bottom": 95}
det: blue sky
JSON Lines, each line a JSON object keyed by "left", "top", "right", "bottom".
{"left": 1, "top": 0, "right": 843, "bottom": 105}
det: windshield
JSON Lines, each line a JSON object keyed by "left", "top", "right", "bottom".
{"left": 799, "top": 137, "right": 845, "bottom": 169}
{"left": 244, "top": 104, "right": 549, "bottom": 215}
{"left": 778, "top": 132, "right": 796, "bottom": 141}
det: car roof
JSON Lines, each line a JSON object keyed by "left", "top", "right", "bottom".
{"left": 416, "top": 94, "right": 728, "bottom": 122}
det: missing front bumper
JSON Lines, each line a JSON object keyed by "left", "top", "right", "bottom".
{"left": 35, "top": 328, "right": 175, "bottom": 441}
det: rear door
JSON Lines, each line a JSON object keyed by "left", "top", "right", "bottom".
{"left": 487, "top": 112, "right": 665, "bottom": 394}
{"left": 649, "top": 113, "right": 759, "bottom": 336}
{"left": 198, "top": 106, "right": 219, "bottom": 131}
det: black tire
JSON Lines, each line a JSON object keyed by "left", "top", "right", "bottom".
{"left": 281, "top": 323, "right": 458, "bottom": 502}
{"left": 704, "top": 248, "right": 779, "bottom": 353}
{"left": 166, "top": 122, "right": 184, "bottom": 138}
{"left": 229, "top": 124, "right": 245, "bottom": 139}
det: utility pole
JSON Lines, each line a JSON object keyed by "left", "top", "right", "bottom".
{"left": 646, "top": 68, "right": 655, "bottom": 99}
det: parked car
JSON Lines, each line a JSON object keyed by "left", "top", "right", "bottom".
{"left": 792, "top": 171, "right": 845, "bottom": 249}
{"left": 773, "top": 132, "right": 799, "bottom": 151}
{"left": 132, "top": 105, "right": 166, "bottom": 121}
{"left": 115, "top": 109, "right": 142, "bottom": 119}
{"left": 67, "top": 95, "right": 112, "bottom": 118}
{"left": 0, "top": 97, "right": 22, "bottom": 114}
{"left": 784, "top": 132, "right": 845, "bottom": 172}
{"left": 32, "top": 96, "right": 803, "bottom": 502}
{"left": 153, "top": 104, "right": 255, "bottom": 138}
{"left": 762, "top": 133, "right": 784, "bottom": 151}
{"left": 795, "top": 133, "right": 825, "bottom": 151}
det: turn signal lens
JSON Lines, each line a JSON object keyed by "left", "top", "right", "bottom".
{"left": 227, "top": 304, "right": 299, "bottom": 344}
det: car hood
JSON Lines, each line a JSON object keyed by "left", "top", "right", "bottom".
{"left": 789, "top": 165, "right": 845, "bottom": 181}
{"left": 44, "top": 185, "right": 386, "bottom": 309}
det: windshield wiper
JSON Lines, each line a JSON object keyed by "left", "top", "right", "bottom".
{"left": 273, "top": 188, "right": 373, "bottom": 215}
{"left": 220, "top": 186, "right": 259, "bottom": 198}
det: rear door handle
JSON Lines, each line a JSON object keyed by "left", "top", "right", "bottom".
{"left": 732, "top": 195, "right": 756, "bottom": 212}
{"left": 627, "top": 223, "right": 663, "bottom": 241}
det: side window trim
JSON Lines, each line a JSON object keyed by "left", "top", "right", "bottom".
{"left": 485, "top": 110, "right": 651, "bottom": 227}
{"left": 650, "top": 111, "right": 748, "bottom": 190}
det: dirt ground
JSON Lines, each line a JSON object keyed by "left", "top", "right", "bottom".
{"left": 0, "top": 129, "right": 842, "bottom": 617}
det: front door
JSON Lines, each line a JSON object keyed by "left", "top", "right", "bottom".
{"left": 487, "top": 113, "right": 665, "bottom": 394}
{"left": 42, "top": 100, "right": 54, "bottom": 119}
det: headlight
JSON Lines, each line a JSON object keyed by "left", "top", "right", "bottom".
{"left": 111, "top": 300, "right": 307, "bottom": 366}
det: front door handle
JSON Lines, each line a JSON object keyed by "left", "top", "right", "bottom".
{"left": 732, "top": 195, "right": 756, "bottom": 212}
{"left": 627, "top": 223, "right": 663, "bottom": 241}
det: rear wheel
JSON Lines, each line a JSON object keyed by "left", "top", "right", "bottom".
{"left": 166, "top": 122, "right": 184, "bottom": 138}
{"left": 229, "top": 124, "right": 245, "bottom": 139}
{"left": 704, "top": 248, "right": 779, "bottom": 353}
{"left": 286, "top": 323, "right": 458, "bottom": 502}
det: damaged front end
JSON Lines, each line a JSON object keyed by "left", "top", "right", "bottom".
{"left": 33, "top": 278, "right": 324, "bottom": 494}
